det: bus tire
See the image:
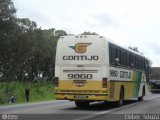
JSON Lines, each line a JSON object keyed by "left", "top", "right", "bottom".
{"left": 117, "top": 87, "right": 124, "bottom": 107}
{"left": 75, "top": 101, "right": 89, "bottom": 108}
{"left": 138, "top": 86, "right": 145, "bottom": 101}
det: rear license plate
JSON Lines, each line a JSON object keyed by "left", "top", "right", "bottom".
{"left": 75, "top": 82, "right": 84, "bottom": 87}
{"left": 74, "top": 95, "right": 87, "bottom": 99}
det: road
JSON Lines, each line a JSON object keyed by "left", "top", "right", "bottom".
{"left": 0, "top": 93, "right": 160, "bottom": 120}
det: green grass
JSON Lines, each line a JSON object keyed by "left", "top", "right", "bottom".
{"left": 0, "top": 81, "right": 55, "bottom": 105}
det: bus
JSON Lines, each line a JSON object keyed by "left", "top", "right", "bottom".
{"left": 54, "top": 35, "right": 150, "bottom": 107}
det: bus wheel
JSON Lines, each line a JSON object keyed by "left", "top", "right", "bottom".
{"left": 75, "top": 101, "right": 89, "bottom": 108}
{"left": 138, "top": 87, "right": 145, "bottom": 101}
{"left": 117, "top": 87, "right": 124, "bottom": 107}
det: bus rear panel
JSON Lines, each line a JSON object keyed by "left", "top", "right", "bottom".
{"left": 54, "top": 35, "right": 110, "bottom": 101}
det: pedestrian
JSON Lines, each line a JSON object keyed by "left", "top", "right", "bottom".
{"left": 25, "top": 86, "right": 30, "bottom": 102}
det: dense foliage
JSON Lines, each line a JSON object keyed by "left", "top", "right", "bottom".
{"left": 0, "top": 81, "right": 54, "bottom": 104}
{"left": 0, "top": 0, "right": 67, "bottom": 82}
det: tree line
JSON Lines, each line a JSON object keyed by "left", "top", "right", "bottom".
{"left": 0, "top": 0, "right": 98, "bottom": 82}
{"left": 0, "top": 0, "right": 68, "bottom": 82}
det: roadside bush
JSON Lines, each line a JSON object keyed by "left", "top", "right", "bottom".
{"left": 0, "top": 81, "right": 54, "bottom": 105}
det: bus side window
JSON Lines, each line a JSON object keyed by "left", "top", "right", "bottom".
{"left": 139, "top": 58, "right": 142, "bottom": 70}
{"left": 142, "top": 59, "right": 145, "bottom": 70}
{"left": 124, "top": 51, "right": 127, "bottom": 66}
{"left": 109, "top": 45, "right": 112, "bottom": 65}
{"left": 112, "top": 47, "right": 116, "bottom": 64}
{"left": 133, "top": 55, "right": 136, "bottom": 69}
{"left": 127, "top": 53, "right": 130, "bottom": 67}
{"left": 109, "top": 45, "right": 116, "bottom": 65}
{"left": 135, "top": 56, "right": 137, "bottom": 69}
{"left": 117, "top": 48, "right": 121, "bottom": 65}
{"left": 137, "top": 57, "right": 140, "bottom": 69}
{"left": 130, "top": 54, "right": 134, "bottom": 68}
{"left": 114, "top": 58, "right": 120, "bottom": 66}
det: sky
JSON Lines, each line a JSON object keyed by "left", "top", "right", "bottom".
{"left": 13, "top": 0, "right": 160, "bottom": 67}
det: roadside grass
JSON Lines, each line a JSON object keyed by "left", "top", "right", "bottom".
{"left": 0, "top": 81, "right": 55, "bottom": 105}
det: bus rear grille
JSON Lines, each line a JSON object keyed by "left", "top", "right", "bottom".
{"left": 60, "top": 90, "right": 100, "bottom": 93}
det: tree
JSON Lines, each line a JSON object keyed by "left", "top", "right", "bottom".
{"left": 54, "top": 30, "right": 67, "bottom": 38}
{"left": 0, "top": 0, "right": 17, "bottom": 81}
{"left": 0, "top": 0, "right": 16, "bottom": 31}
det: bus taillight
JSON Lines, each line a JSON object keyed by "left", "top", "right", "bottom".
{"left": 54, "top": 77, "right": 59, "bottom": 87}
{"left": 102, "top": 78, "right": 107, "bottom": 88}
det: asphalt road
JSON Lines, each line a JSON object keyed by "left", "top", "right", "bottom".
{"left": 0, "top": 93, "right": 160, "bottom": 120}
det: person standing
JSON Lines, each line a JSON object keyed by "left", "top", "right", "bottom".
{"left": 25, "top": 87, "right": 30, "bottom": 102}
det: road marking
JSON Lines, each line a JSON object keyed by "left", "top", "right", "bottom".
{"left": 74, "top": 95, "right": 160, "bottom": 120}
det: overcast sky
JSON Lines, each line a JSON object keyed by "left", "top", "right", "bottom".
{"left": 13, "top": 0, "right": 160, "bottom": 67}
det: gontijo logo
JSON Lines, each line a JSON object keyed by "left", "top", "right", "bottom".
{"left": 69, "top": 43, "right": 92, "bottom": 53}
{"left": 63, "top": 42, "right": 99, "bottom": 61}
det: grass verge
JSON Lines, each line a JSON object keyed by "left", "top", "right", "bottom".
{"left": 0, "top": 81, "right": 55, "bottom": 105}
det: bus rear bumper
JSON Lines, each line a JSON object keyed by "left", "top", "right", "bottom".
{"left": 54, "top": 93, "right": 109, "bottom": 101}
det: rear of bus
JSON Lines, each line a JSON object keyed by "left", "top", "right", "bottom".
{"left": 54, "top": 35, "right": 109, "bottom": 107}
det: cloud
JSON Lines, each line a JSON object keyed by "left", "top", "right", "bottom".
{"left": 13, "top": 0, "right": 160, "bottom": 66}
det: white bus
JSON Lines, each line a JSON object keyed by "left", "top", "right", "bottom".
{"left": 54, "top": 35, "right": 150, "bottom": 107}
